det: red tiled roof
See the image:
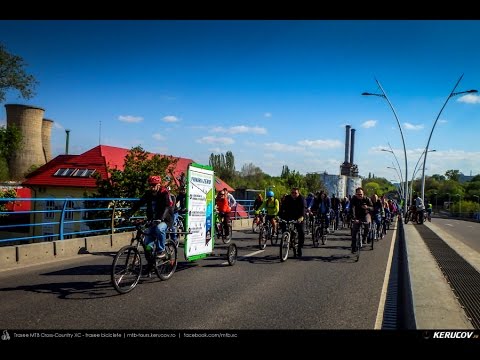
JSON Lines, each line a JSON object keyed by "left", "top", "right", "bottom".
{"left": 22, "top": 145, "right": 234, "bottom": 192}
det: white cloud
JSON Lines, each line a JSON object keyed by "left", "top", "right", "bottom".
{"left": 53, "top": 122, "right": 64, "bottom": 130}
{"left": 264, "top": 142, "right": 304, "bottom": 152}
{"left": 439, "top": 119, "right": 448, "bottom": 123}
{"left": 152, "top": 133, "right": 165, "bottom": 141}
{"left": 211, "top": 125, "right": 267, "bottom": 135}
{"left": 162, "top": 115, "right": 179, "bottom": 123}
{"left": 362, "top": 120, "right": 377, "bottom": 128}
{"left": 457, "top": 94, "right": 480, "bottom": 104}
{"left": 404, "top": 122, "right": 424, "bottom": 130}
{"left": 118, "top": 115, "right": 143, "bottom": 123}
{"left": 208, "top": 147, "right": 224, "bottom": 153}
{"left": 196, "top": 136, "right": 235, "bottom": 145}
{"left": 264, "top": 112, "right": 272, "bottom": 118}
{"left": 297, "top": 139, "right": 342, "bottom": 149}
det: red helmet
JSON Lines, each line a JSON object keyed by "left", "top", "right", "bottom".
{"left": 148, "top": 175, "right": 162, "bottom": 185}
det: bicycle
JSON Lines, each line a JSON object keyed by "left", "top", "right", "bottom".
{"left": 252, "top": 211, "right": 264, "bottom": 233}
{"left": 313, "top": 213, "right": 328, "bottom": 247}
{"left": 111, "top": 219, "right": 178, "bottom": 294}
{"left": 278, "top": 219, "right": 300, "bottom": 262}
{"left": 352, "top": 220, "right": 369, "bottom": 262}
{"left": 258, "top": 216, "right": 279, "bottom": 249}
{"left": 215, "top": 212, "right": 232, "bottom": 244}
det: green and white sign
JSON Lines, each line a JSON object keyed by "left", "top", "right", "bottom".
{"left": 184, "top": 163, "right": 215, "bottom": 261}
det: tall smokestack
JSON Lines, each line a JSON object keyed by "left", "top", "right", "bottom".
{"left": 344, "top": 125, "right": 351, "bottom": 163}
{"left": 42, "top": 118, "right": 53, "bottom": 163}
{"left": 65, "top": 129, "right": 70, "bottom": 155}
{"left": 350, "top": 128, "right": 356, "bottom": 164}
{"left": 5, "top": 104, "right": 45, "bottom": 180}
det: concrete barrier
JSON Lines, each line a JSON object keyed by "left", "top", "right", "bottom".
{"left": 0, "top": 219, "right": 252, "bottom": 270}
{"left": 16, "top": 242, "right": 54, "bottom": 265}
{"left": 54, "top": 238, "right": 87, "bottom": 258}
{"left": 0, "top": 246, "right": 16, "bottom": 268}
{"left": 85, "top": 234, "right": 112, "bottom": 252}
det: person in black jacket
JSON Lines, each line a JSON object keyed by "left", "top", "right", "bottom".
{"left": 127, "top": 175, "right": 174, "bottom": 258}
{"left": 349, "top": 187, "right": 373, "bottom": 253}
{"left": 279, "top": 187, "right": 306, "bottom": 257}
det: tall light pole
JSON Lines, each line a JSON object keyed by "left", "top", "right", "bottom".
{"left": 387, "top": 167, "right": 404, "bottom": 198}
{"left": 363, "top": 79, "right": 409, "bottom": 216}
{"left": 380, "top": 142, "right": 404, "bottom": 187}
{"left": 410, "top": 149, "right": 436, "bottom": 205}
{"left": 420, "top": 74, "right": 477, "bottom": 202}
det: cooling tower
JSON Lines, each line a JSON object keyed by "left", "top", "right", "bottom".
{"left": 5, "top": 104, "right": 46, "bottom": 180}
{"left": 42, "top": 118, "right": 53, "bottom": 162}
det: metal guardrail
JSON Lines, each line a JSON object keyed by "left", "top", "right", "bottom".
{"left": 0, "top": 197, "right": 255, "bottom": 246}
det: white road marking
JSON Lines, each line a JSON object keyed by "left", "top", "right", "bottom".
{"left": 221, "top": 249, "right": 264, "bottom": 265}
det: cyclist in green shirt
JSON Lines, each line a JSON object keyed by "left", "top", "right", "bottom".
{"left": 255, "top": 190, "right": 280, "bottom": 236}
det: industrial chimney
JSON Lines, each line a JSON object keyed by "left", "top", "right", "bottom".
{"left": 65, "top": 129, "right": 70, "bottom": 155}
{"left": 349, "top": 128, "right": 356, "bottom": 165}
{"left": 5, "top": 104, "right": 46, "bottom": 180}
{"left": 344, "top": 125, "right": 351, "bottom": 164}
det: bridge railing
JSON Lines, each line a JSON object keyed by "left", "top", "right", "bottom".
{"left": 0, "top": 197, "right": 255, "bottom": 246}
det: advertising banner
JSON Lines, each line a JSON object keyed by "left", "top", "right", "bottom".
{"left": 184, "top": 163, "right": 215, "bottom": 261}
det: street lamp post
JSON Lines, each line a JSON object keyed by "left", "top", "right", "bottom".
{"left": 381, "top": 142, "right": 404, "bottom": 187}
{"left": 363, "top": 79, "right": 409, "bottom": 216}
{"left": 420, "top": 74, "right": 478, "bottom": 202}
{"left": 387, "top": 166, "right": 404, "bottom": 197}
{"left": 410, "top": 149, "right": 436, "bottom": 205}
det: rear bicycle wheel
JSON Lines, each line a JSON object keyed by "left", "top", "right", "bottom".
{"left": 313, "top": 227, "right": 320, "bottom": 248}
{"left": 111, "top": 245, "right": 142, "bottom": 294}
{"left": 280, "top": 231, "right": 290, "bottom": 262}
{"left": 227, "top": 243, "right": 237, "bottom": 265}
{"left": 356, "top": 231, "right": 361, "bottom": 262}
{"left": 258, "top": 227, "right": 267, "bottom": 250}
{"left": 155, "top": 241, "right": 178, "bottom": 281}
{"left": 222, "top": 224, "right": 232, "bottom": 244}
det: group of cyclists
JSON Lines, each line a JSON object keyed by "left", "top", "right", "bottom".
{"left": 251, "top": 187, "right": 403, "bottom": 255}
{"left": 127, "top": 172, "right": 435, "bottom": 261}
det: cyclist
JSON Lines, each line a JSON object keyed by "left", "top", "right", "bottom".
{"left": 255, "top": 190, "right": 280, "bottom": 236}
{"left": 426, "top": 200, "right": 433, "bottom": 221}
{"left": 350, "top": 187, "right": 373, "bottom": 253}
{"left": 215, "top": 190, "right": 231, "bottom": 238}
{"left": 278, "top": 187, "right": 306, "bottom": 257}
{"left": 126, "top": 175, "right": 174, "bottom": 259}
{"left": 252, "top": 193, "right": 264, "bottom": 228}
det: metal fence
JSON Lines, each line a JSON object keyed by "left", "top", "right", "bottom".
{"left": 0, "top": 197, "right": 255, "bottom": 246}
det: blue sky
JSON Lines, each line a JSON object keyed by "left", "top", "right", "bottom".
{"left": 1, "top": 20, "right": 480, "bottom": 181}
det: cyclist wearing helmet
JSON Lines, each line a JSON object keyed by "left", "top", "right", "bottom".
{"left": 127, "top": 175, "right": 174, "bottom": 258}
{"left": 255, "top": 190, "right": 280, "bottom": 236}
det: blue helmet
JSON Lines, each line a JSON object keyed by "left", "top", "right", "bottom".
{"left": 267, "top": 190, "right": 274, "bottom": 197}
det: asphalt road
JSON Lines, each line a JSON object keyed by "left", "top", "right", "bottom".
{"left": 429, "top": 217, "right": 480, "bottom": 253}
{"left": 0, "top": 223, "right": 396, "bottom": 330}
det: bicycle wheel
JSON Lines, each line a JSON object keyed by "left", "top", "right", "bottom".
{"left": 155, "top": 241, "right": 178, "bottom": 281}
{"left": 280, "top": 231, "right": 290, "bottom": 262}
{"left": 356, "top": 231, "right": 361, "bottom": 262}
{"left": 111, "top": 245, "right": 142, "bottom": 294}
{"left": 313, "top": 227, "right": 320, "bottom": 248}
{"left": 222, "top": 224, "right": 232, "bottom": 244}
{"left": 258, "top": 227, "right": 267, "bottom": 250}
{"left": 252, "top": 218, "right": 260, "bottom": 233}
{"left": 321, "top": 226, "right": 327, "bottom": 245}
{"left": 227, "top": 243, "right": 237, "bottom": 266}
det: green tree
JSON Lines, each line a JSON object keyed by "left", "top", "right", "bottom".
{"left": 0, "top": 124, "right": 23, "bottom": 181}
{"left": 84, "top": 146, "right": 178, "bottom": 231}
{"left": 208, "top": 151, "right": 236, "bottom": 182}
{"left": 445, "top": 169, "right": 460, "bottom": 182}
{"left": 304, "top": 173, "right": 325, "bottom": 194}
{"left": 0, "top": 43, "right": 38, "bottom": 103}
